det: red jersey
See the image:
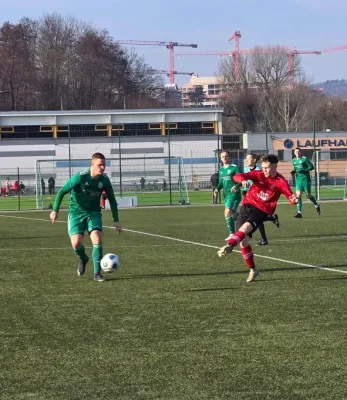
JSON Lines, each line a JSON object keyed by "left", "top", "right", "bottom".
{"left": 234, "top": 170, "right": 296, "bottom": 215}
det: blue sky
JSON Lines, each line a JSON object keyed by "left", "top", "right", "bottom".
{"left": 1, "top": 0, "right": 347, "bottom": 86}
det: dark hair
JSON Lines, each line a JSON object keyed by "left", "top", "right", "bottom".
{"left": 294, "top": 147, "right": 301, "bottom": 151}
{"left": 92, "top": 152, "right": 105, "bottom": 160}
{"left": 220, "top": 150, "right": 230, "bottom": 156}
{"left": 261, "top": 154, "right": 278, "bottom": 164}
{"left": 248, "top": 153, "right": 260, "bottom": 162}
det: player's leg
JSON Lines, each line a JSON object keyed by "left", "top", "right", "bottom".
{"left": 240, "top": 237, "right": 259, "bottom": 282}
{"left": 88, "top": 212, "right": 104, "bottom": 282}
{"left": 257, "top": 222, "right": 268, "bottom": 245}
{"left": 224, "top": 200, "right": 235, "bottom": 237}
{"left": 295, "top": 185, "right": 303, "bottom": 217}
{"left": 224, "top": 195, "right": 241, "bottom": 240}
{"left": 304, "top": 181, "right": 320, "bottom": 215}
{"left": 218, "top": 205, "right": 252, "bottom": 256}
{"left": 68, "top": 213, "right": 89, "bottom": 276}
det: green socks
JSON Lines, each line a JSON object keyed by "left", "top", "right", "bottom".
{"left": 296, "top": 198, "right": 302, "bottom": 213}
{"left": 74, "top": 244, "right": 89, "bottom": 263}
{"left": 308, "top": 195, "right": 318, "bottom": 206}
{"left": 92, "top": 244, "right": 103, "bottom": 274}
{"left": 226, "top": 216, "right": 235, "bottom": 234}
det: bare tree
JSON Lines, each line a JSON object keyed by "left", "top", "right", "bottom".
{"left": 0, "top": 21, "right": 38, "bottom": 110}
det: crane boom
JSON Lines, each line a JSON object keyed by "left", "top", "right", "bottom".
{"left": 116, "top": 40, "right": 198, "bottom": 84}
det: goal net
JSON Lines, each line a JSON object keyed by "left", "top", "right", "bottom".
{"left": 35, "top": 156, "right": 190, "bottom": 209}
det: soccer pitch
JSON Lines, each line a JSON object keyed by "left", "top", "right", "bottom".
{"left": 1, "top": 203, "right": 347, "bottom": 399}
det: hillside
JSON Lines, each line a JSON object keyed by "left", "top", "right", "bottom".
{"left": 312, "top": 79, "right": 347, "bottom": 99}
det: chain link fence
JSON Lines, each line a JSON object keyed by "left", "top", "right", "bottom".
{"left": 1, "top": 133, "right": 346, "bottom": 210}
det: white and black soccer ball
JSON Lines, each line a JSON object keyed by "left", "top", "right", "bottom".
{"left": 100, "top": 253, "right": 120, "bottom": 273}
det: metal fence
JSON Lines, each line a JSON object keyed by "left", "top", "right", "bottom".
{"left": 1, "top": 136, "right": 347, "bottom": 210}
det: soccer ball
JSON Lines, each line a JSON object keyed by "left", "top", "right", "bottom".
{"left": 100, "top": 253, "right": 120, "bottom": 273}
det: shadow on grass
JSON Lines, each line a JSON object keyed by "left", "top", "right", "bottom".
{"left": 186, "top": 287, "right": 238, "bottom": 292}
{"left": 0, "top": 235, "right": 66, "bottom": 240}
{"left": 107, "top": 263, "right": 347, "bottom": 282}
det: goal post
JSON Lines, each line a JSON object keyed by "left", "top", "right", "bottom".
{"left": 35, "top": 156, "right": 190, "bottom": 209}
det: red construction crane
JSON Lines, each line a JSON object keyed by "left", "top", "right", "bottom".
{"left": 177, "top": 47, "right": 321, "bottom": 85}
{"left": 286, "top": 49, "right": 321, "bottom": 86}
{"left": 228, "top": 31, "right": 241, "bottom": 80}
{"left": 115, "top": 40, "right": 198, "bottom": 84}
{"left": 322, "top": 44, "right": 347, "bottom": 53}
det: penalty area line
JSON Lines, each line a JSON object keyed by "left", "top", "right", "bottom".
{"left": 0, "top": 213, "right": 346, "bottom": 276}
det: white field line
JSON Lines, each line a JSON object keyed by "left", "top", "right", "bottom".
{"left": 0, "top": 244, "right": 185, "bottom": 251}
{"left": 0, "top": 214, "right": 346, "bottom": 275}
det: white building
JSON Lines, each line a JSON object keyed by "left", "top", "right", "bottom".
{"left": 181, "top": 74, "right": 223, "bottom": 108}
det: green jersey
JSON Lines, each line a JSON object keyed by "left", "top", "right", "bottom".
{"left": 216, "top": 164, "right": 241, "bottom": 197}
{"left": 53, "top": 169, "right": 119, "bottom": 222}
{"left": 292, "top": 157, "right": 314, "bottom": 179}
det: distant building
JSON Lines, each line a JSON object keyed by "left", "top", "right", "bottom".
{"left": 164, "top": 84, "right": 182, "bottom": 108}
{"left": 180, "top": 74, "right": 223, "bottom": 108}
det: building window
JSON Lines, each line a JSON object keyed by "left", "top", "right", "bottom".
{"left": 111, "top": 124, "right": 124, "bottom": 131}
{"left": 277, "top": 150, "right": 284, "bottom": 161}
{"left": 95, "top": 125, "right": 107, "bottom": 131}
{"left": 57, "top": 125, "right": 69, "bottom": 132}
{"left": 165, "top": 123, "right": 177, "bottom": 129}
{"left": 148, "top": 123, "right": 161, "bottom": 130}
{"left": 330, "top": 149, "right": 347, "bottom": 160}
{"left": 0, "top": 126, "right": 14, "bottom": 133}
{"left": 40, "top": 126, "right": 53, "bottom": 132}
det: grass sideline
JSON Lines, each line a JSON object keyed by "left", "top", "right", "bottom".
{"left": 0, "top": 203, "right": 347, "bottom": 399}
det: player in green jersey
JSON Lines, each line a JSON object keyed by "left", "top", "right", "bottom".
{"left": 291, "top": 148, "right": 320, "bottom": 218}
{"left": 50, "top": 153, "right": 122, "bottom": 282}
{"left": 214, "top": 150, "right": 242, "bottom": 239}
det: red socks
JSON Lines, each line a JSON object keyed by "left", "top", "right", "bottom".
{"left": 241, "top": 245, "right": 255, "bottom": 268}
{"left": 227, "top": 231, "right": 245, "bottom": 247}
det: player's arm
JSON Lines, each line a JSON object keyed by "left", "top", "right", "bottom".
{"left": 231, "top": 166, "right": 242, "bottom": 192}
{"left": 279, "top": 179, "right": 298, "bottom": 205}
{"left": 304, "top": 158, "right": 314, "bottom": 173}
{"left": 234, "top": 170, "right": 257, "bottom": 188}
{"left": 215, "top": 171, "right": 223, "bottom": 192}
{"left": 50, "top": 174, "right": 81, "bottom": 222}
{"left": 291, "top": 159, "right": 296, "bottom": 177}
{"left": 105, "top": 180, "right": 122, "bottom": 232}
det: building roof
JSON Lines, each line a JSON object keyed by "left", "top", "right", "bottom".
{"left": 0, "top": 108, "right": 224, "bottom": 126}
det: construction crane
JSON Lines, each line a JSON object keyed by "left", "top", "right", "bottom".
{"left": 115, "top": 40, "right": 198, "bottom": 84}
{"left": 154, "top": 69, "right": 195, "bottom": 77}
{"left": 322, "top": 44, "right": 347, "bottom": 53}
{"left": 177, "top": 47, "right": 321, "bottom": 85}
{"left": 286, "top": 49, "right": 321, "bottom": 86}
{"left": 228, "top": 31, "right": 242, "bottom": 79}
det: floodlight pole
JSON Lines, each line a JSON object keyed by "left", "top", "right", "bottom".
{"left": 168, "top": 127, "right": 172, "bottom": 205}
{"left": 68, "top": 127, "right": 72, "bottom": 178}
{"left": 313, "top": 119, "right": 318, "bottom": 200}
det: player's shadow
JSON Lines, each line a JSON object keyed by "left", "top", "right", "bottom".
{"left": 108, "top": 270, "right": 245, "bottom": 281}
{"left": 0, "top": 235, "right": 66, "bottom": 240}
{"left": 187, "top": 287, "right": 238, "bottom": 292}
{"left": 108, "top": 264, "right": 347, "bottom": 282}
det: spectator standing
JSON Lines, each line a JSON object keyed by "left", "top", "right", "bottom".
{"left": 41, "top": 178, "right": 46, "bottom": 195}
{"left": 211, "top": 172, "right": 219, "bottom": 204}
{"left": 48, "top": 176, "right": 55, "bottom": 195}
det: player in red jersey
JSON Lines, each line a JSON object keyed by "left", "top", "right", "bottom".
{"left": 217, "top": 154, "right": 298, "bottom": 282}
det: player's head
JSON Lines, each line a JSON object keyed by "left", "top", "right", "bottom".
{"left": 91, "top": 152, "right": 106, "bottom": 177}
{"left": 220, "top": 150, "right": 230, "bottom": 165}
{"left": 245, "top": 153, "right": 259, "bottom": 168}
{"left": 294, "top": 148, "right": 301, "bottom": 158}
{"left": 261, "top": 154, "right": 278, "bottom": 178}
